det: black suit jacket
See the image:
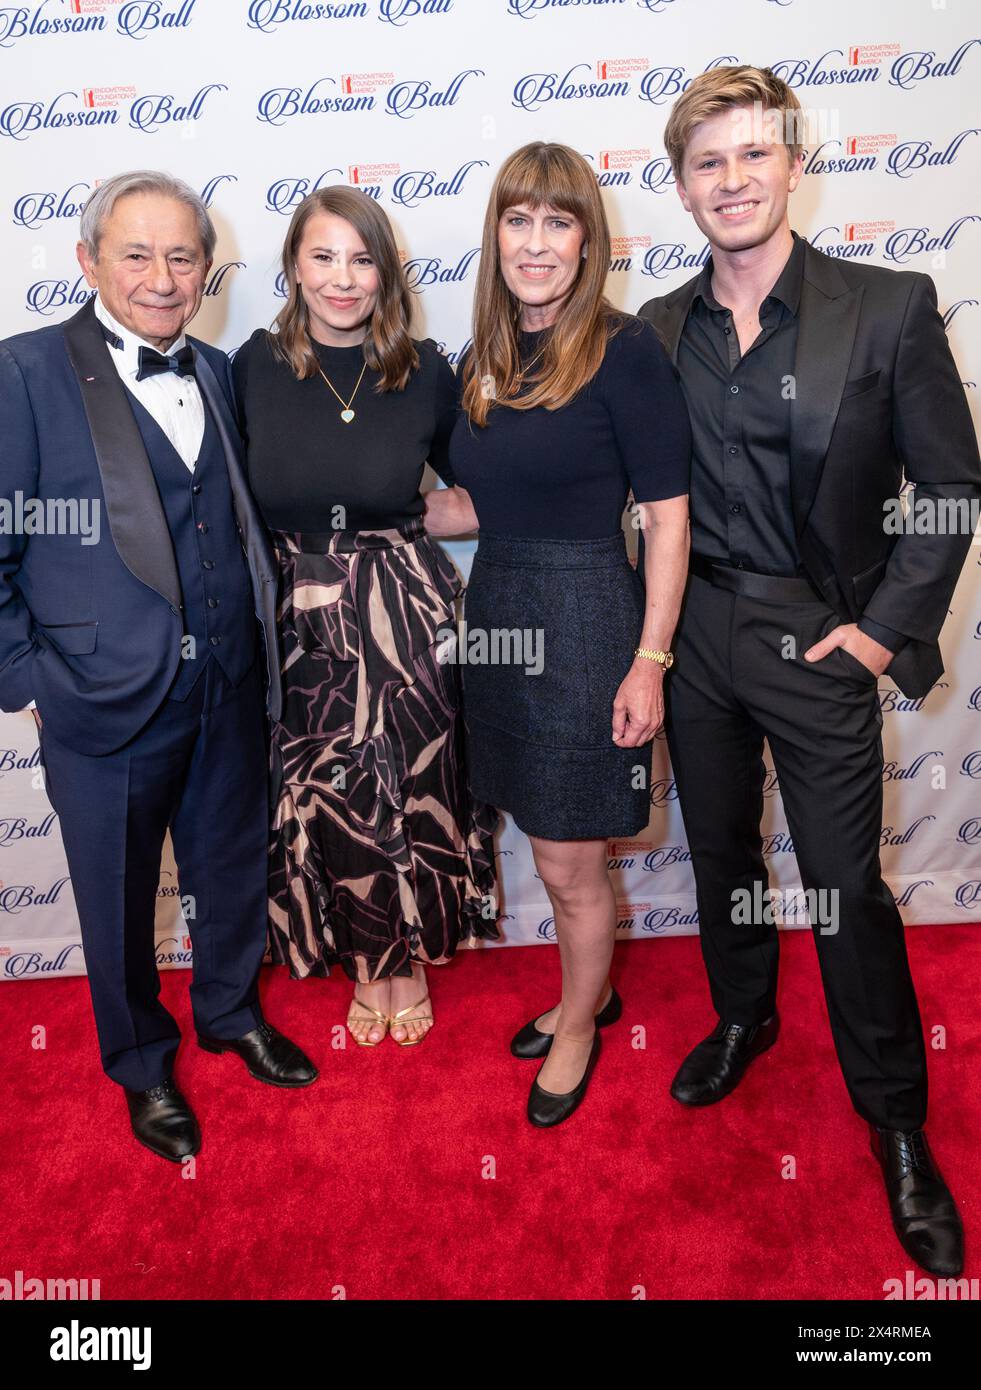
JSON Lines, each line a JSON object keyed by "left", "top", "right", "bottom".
{"left": 638, "top": 237, "right": 981, "bottom": 698}
{"left": 0, "top": 297, "right": 281, "bottom": 753}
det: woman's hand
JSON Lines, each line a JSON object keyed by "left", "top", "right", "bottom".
{"left": 423, "top": 485, "right": 479, "bottom": 537}
{"left": 612, "top": 660, "right": 664, "bottom": 747}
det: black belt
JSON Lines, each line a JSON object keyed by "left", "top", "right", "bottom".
{"left": 689, "top": 552, "right": 823, "bottom": 602}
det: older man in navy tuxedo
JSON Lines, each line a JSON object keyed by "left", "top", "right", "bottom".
{"left": 0, "top": 171, "right": 317, "bottom": 1163}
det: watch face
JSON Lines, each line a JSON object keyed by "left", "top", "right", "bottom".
{"left": 665, "top": 652, "right": 674, "bottom": 668}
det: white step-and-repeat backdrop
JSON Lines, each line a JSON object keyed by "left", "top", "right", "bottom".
{"left": 0, "top": 0, "right": 978, "bottom": 979}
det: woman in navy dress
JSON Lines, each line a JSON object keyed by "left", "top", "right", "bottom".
{"left": 426, "top": 143, "right": 692, "bottom": 1125}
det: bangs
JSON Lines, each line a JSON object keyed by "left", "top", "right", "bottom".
{"left": 494, "top": 146, "right": 593, "bottom": 225}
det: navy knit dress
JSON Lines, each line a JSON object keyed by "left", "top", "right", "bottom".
{"left": 448, "top": 312, "right": 692, "bottom": 840}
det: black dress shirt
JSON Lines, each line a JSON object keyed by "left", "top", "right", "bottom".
{"left": 677, "top": 230, "right": 906, "bottom": 655}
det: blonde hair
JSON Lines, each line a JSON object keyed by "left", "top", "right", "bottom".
{"left": 460, "top": 141, "right": 628, "bottom": 428}
{"left": 663, "top": 65, "right": 803, "bottom": 182}
{"left": 271, "top": 185, "right": 418, "bottom": 391}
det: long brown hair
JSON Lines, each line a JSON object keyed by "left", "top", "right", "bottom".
{"left": 271, "top": 185, "right": 418, "bottom": 390}
{"left": 461, "top": 142, "right": 623, "bottom": 427}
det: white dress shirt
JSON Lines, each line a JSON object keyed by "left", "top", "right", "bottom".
{"left": 93, "top": 294, "right": 206, "bottom": 471}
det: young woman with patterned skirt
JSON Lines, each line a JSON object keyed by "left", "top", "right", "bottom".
{"left": 233, "top": 186, "right": 499, "bottom": 1046}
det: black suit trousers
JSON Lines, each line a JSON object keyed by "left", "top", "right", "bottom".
{"left": 665, "top": 574, "right": 928, "bottom": 1132}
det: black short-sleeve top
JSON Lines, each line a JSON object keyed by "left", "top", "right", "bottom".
{"left": 231, "top": 329, "right": 458, "bottom": 532}
{"left": 448, "top": 313, "right": 691, "bottom": 539}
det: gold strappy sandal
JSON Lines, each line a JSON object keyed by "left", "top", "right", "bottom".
{"left": 347, "top": 995, "right": 390, "bottom": 1047}
{"left": 388, "top": 995, "right": 433, "bottom": 1047}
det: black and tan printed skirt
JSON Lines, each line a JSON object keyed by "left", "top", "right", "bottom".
{"left": 266, "top": 516, "right": 501, "bottom": 983}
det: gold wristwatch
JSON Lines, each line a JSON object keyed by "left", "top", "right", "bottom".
{"left": 635, "top": 647, "right": 674, "bottom": 670}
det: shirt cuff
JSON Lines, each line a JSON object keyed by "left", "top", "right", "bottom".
{"left": 857, "top": 617, "right": 910, "bottom": 656}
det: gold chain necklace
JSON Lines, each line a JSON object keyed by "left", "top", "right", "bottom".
{"left": 516, "top": 334, "right": 549, "bottom": 386}
{"left": 313, "top": 357, "right": 368, "bottom": 423}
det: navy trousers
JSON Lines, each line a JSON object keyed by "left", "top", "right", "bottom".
{"left": 37, "top": 653, "right": 270, "bottom": 1090}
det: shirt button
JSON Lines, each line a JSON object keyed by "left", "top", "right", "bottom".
{"left": 730, "top": 504, "right": 742, "bottom": 514}
{"left": 202, "top": 560, "right": 215, "bottom": 570}
{"left": 210, "top": 636, "right": 221, "bottom": 647}
{"left": 208, "top": 597, "right": 219, "bottom": 609}
{"left": 730, "top": 385, "right": 739, "bottom": 394}
{"left": 198, "top": 522, "right": 209, "bottom": 534}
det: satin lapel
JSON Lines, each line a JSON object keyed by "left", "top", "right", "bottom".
{"left": 193, "top": 350, "right": 276, "bottom": 584}
{"left": 662, "top": 280, "right": 699, "bottom": 367}
{"left": 61, "top": 299, "right": 182, "bottom": 611}
{"left": 790, "top": 246, "right": 864, "bottom": 537}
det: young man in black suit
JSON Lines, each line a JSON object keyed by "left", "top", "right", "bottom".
{"left": 639, "top": 66, "right": 980, "bottom": 1275}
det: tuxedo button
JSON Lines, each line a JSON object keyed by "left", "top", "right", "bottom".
{"left": 202, "top": 560, "right": 215, "bottom": 570}
{"left": 208, "top": 598, "right": 219, "bottom": 609}
{"left": 210, "top": 636, "right": 221, "bottom": 647}
{"left": 730, "top": 504, "right": 742, "bottom": 514}
{"left": 192, "top": 483, "right": 202, "bottom": 495}
{"left": 198, "top": 522, "right": 209, "bottom": 534}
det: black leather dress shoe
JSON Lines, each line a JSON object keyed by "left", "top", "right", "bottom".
{"left": 124, "top": 1080, "right": 201, "bottom": 1163}
{"left": 197, "top": 1020, "right": 318, "bottom": 1087}
{"left": 669, "top": 1013, "right": 779, "bottom": 1106}
{"left": 870, "top": 1126, "right": 964, "bottom": 1276}
{"left": 527, "top": 1032, "right": 601, "bottom": 1128}
{"left": 511, "top": 986, "right": 623, "bottom": 1059}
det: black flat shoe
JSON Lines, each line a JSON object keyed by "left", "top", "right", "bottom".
{"left": 669, "top": 1013, "right": 779, "bottom": 1106}
{"left": 197, "top": 1020, "right": 318, "bottom": 1087}
{"left": 870, "top": 1126, "right": 964, "bottom": 1276}
{"left": 124, "top": 1080, "right": 201, "bottom": 1163}
{"left": 527, "top": 1032, "right": 601, "bottom": 1128}
{"left": 511, "top": 986, "right": 622, "bottom": 1059}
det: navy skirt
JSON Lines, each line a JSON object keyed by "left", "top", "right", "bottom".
{"left": 460, "top": 530, "right": 652, "bottom": 840}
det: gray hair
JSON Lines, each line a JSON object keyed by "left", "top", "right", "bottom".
{"left": 79, "top": 170, "right": 216, "bottom": 260}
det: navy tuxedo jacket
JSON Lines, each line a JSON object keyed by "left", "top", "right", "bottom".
{"left": 0, "top": 297, "right": 281, "bottom": 754}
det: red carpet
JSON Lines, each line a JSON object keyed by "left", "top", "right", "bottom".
{"left": 1, "top": 926, "right": 977, "bottom": 1300}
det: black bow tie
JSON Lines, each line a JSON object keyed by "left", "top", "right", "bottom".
{"left": 136, "top": 344, "right": 196, "bottom": 382}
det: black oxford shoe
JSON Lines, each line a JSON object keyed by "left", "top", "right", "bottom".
{"left": 124, "top": 1080, "right": 201, "bottom": 1163}
{"left": 670, "top": 1013, "right": 779, "bottom": 1106}
{"left": 870, "top": 1126, "right": 964, "bottom": 1276}
{"left": 527, "top": 1031, "right": 601, "bottom": 1128}
{"left": 512, "top": 986, "right": 623, "bottom": 1060}
{"left": 197, "top": 1020, "right": 318, "bottom": 1087}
